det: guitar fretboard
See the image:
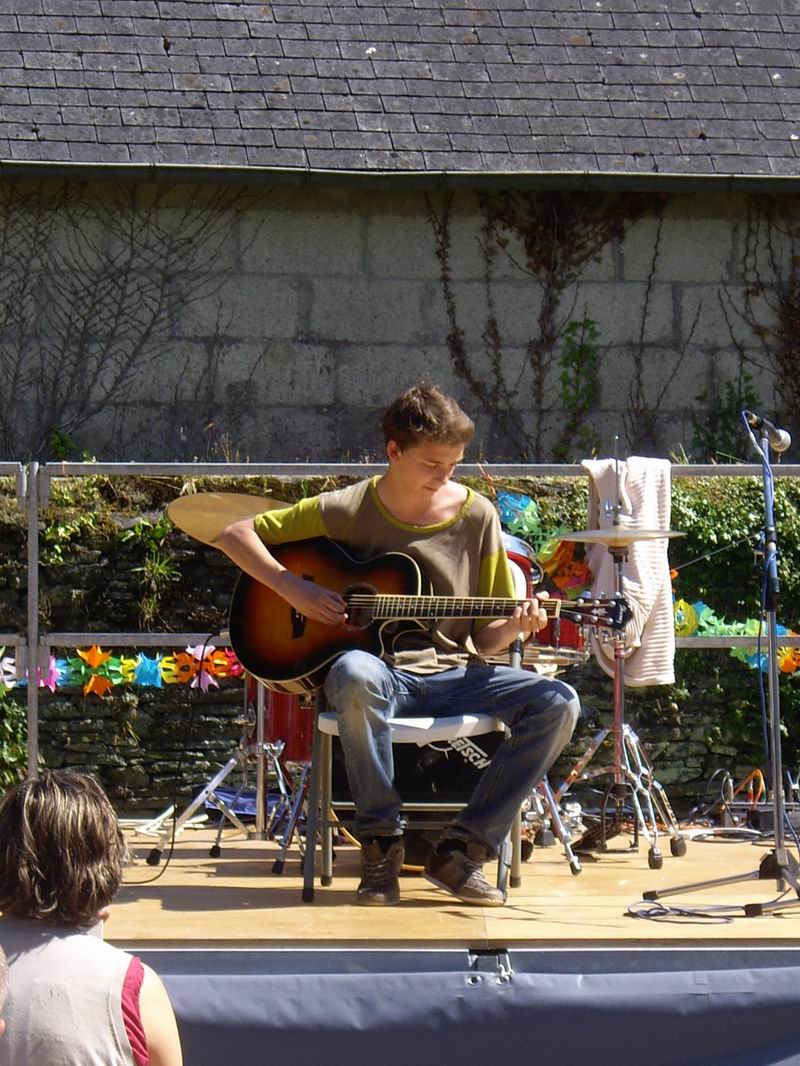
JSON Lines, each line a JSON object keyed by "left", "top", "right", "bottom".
{"left": 345, "top": 595, "right": 564, "bottom": 620}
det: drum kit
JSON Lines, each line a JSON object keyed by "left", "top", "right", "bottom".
{"left": 498, "top": 532, "right": 587, "bottom": 672}
{"left": 165, "top": 491, "right": 688, "bottom": 873}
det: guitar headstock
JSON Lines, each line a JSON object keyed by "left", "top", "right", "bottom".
{"left": 561, "top": 595, "right": 632, "bottom": 631}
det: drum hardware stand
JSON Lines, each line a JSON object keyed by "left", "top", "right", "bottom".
{"left": 531, "top": 776, "right": 583, "bottom": 875}
{"left": 508, "top": 635, "right": 583, "bottom": 878}
{"left": 145, "top": 677, "right": 306, "bottom": 867}
{"left": 643, "top": 413, "right": 800, "bottom": 915}
{"left": 145, "top": 680, "right": 262, "bottom": 865}
{"left": 247, "top": 679, "right": 313, "bottom": 874}
{"left": 267, "top": 759, "right": 311, "bottom": 874}
{"left": 145, "top": 749, "right": 254, "bottom": 866}
{"left": 230, "top": 678, "right": 312, "bottom": 874}
{"left": 554, "top": 719, "right": 685, "bottom": 864}
{"left": 209, "top": 735, "right": 307, "bottom": 867}
{"left": 556, "top": 448, "right": 688, "bottom": 869}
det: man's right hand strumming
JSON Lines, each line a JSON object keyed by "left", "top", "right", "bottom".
{"left": 218, "top": 517, "right": 347, "bottom": 626}
{"left": 274, "top": 571, "right": 347, "bottom": 626}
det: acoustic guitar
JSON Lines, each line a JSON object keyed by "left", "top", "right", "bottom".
{"left": 229, "top": 537, "right": 630, "bottom": 693}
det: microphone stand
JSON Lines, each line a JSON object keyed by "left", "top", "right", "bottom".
{"left": 642, "top": 415, "right": 800, "bottom": 914}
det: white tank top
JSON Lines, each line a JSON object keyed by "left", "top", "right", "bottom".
{"left": 0, "top": 916, "right": 136, "bottom": 1066}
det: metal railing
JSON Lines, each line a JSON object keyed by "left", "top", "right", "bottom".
{"left": 4, "top": 459, "right": 800, "bottom": 777}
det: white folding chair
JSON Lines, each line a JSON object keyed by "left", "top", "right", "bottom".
{"left": 301, "top": 706, "right": 523, "bottom": 901}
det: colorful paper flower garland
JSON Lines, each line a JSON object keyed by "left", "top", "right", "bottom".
{"left": 496, "top": 491, "right": 593, "bottom": 599}
{"left": 673, "top": 600, "right": 800, "bottom": 674}
{"left": 0, "top": 644, "right": 244, "bottom": 698}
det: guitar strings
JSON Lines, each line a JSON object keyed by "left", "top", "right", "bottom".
{"left": 345, "top": 597, "right": 561, "bottom": 615}
{"left": 345, "top": 597, "right": 557, "bottom": 616}
{"left": 344, "top": 596, "right": 615, "bottom": 624}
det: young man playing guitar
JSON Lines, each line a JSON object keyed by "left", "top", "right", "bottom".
{"left": 219, "top": 384, "right": 581, "bottom": 906}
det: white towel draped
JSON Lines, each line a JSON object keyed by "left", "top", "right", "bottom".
{"left": 581, "top": 456, "right": 676, "bottom": 687}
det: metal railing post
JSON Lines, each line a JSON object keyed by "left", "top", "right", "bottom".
{"left": 255, "top": 682, "right": 267, "bottom": 836}
{"left": 26, "top": 461, "right": 39, "bottom": 778}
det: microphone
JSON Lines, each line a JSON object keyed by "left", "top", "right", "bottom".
{"left": 744, "top": 410, "right": 792, "bottom": 454}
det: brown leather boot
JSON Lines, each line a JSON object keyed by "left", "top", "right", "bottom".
{"left": 356, "top": 837, "right": 404, "bottom": 906}
{"left": 424, "top": 840, "right": 504, "bottom": 906}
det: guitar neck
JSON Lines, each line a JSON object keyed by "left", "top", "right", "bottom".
{"left": 346, "top": 596, "right": 564, "bottom": 620}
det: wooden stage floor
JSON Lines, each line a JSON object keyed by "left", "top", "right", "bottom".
{"left": 109, "top": 824, "right": 800, "bottom": 951}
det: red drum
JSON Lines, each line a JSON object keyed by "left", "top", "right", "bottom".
{"left": 245, "top": 675, "right": 314, "bottom": 763}
{"left": 533, "top": 612, "right": 587, "bottom": 666}
{"left": 496, "top": 534, "right": 588, "bottom": 671}
{"left": 502, "top": 532, "right": 543, "bottom": 590}
{"left": 266, "top": 690, "right": 314, "bottom": 763}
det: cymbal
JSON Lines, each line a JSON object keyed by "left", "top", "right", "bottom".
{"left": 560, "top": 528, "right": 685, "bottom": 547}
{"left": 167, "top": 492, "right": 288, "bottom": 547}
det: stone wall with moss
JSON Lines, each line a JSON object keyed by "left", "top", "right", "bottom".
{"left": 1, "top": 472, "right": 798, "bottom": 814}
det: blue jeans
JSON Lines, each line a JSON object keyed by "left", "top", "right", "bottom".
{"left": 323, "top": 650, "right": 581, "bottom": 855}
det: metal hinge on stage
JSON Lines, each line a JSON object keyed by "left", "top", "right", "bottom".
{"left": 467, "top": 949, "right": 514, "bottom": 982}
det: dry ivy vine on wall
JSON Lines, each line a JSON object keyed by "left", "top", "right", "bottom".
{"left": 0, "top": 181, "right": 266, "bottom": 461}
{"left": 427, "top": 189, "right": 662, "bottom": 460}
{"left": 623, "top": 211, "right": 703, "bottom": 455}
{"left": 719, "top": 195, "right": 800, "bottom": 440}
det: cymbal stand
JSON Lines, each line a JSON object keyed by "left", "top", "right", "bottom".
{"left": 146, "top": 681, "right": 259, "bottom": 866}
{"left": 554, "top": 543, "right": 686, "bottom": 868}
{"left": 643, "top": 416, "right": 800, "bottom": 913}
{"left": 145, "top": 679, "right": 309, "bottom": 870}
{"left": 207, "top": 679, "right": 303, "bottom": 863}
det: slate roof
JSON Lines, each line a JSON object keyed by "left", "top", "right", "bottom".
{"left": 1, "top": 0, "right": 799, "bottom": 182}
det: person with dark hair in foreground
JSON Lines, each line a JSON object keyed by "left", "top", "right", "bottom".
{"left": 219, "top": 383, "right": 581, "bottom": 907}
{"left": 0, "top": 770, "right": 183, "bottom": 1066}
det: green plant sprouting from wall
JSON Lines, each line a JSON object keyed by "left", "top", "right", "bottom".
{"left": 553, "top": 314, "right": 602, "bottom": 462}
{"left": 122, "top": 516, "right": 181, "bottom": 628}
{"left": 691, "top": 368, "right": 761, "bottom": 462}
{"left": 41, "top": 511, "right": 100, "bottom": 566}
{"left": 0, "top": 692, "right": 27, "bottom": 787}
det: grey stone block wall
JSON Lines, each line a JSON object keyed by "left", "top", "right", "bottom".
{"left": 1, "top": 179, "right": 792, "bottom": 463}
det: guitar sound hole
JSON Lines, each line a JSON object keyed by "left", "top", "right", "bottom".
{"left": 343, "top": 583, "right": 377, "bottom": 629}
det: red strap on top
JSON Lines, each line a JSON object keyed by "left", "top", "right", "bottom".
{"left": 121, "top": 955, "right": 148, "bottom": 1066}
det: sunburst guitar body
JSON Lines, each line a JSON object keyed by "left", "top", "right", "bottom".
{"left": 228, "top": 537, "right": 631, "bottom": 694}
{"left": 229, "top": 538, "right": 424, "bottom": 693}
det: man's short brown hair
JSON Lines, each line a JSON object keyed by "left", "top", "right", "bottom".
{"left": 382, "top": 383, "right": 474, "bottom": 450}
{"left": 0, "top": 770, "right": 127, "bottom": 927}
